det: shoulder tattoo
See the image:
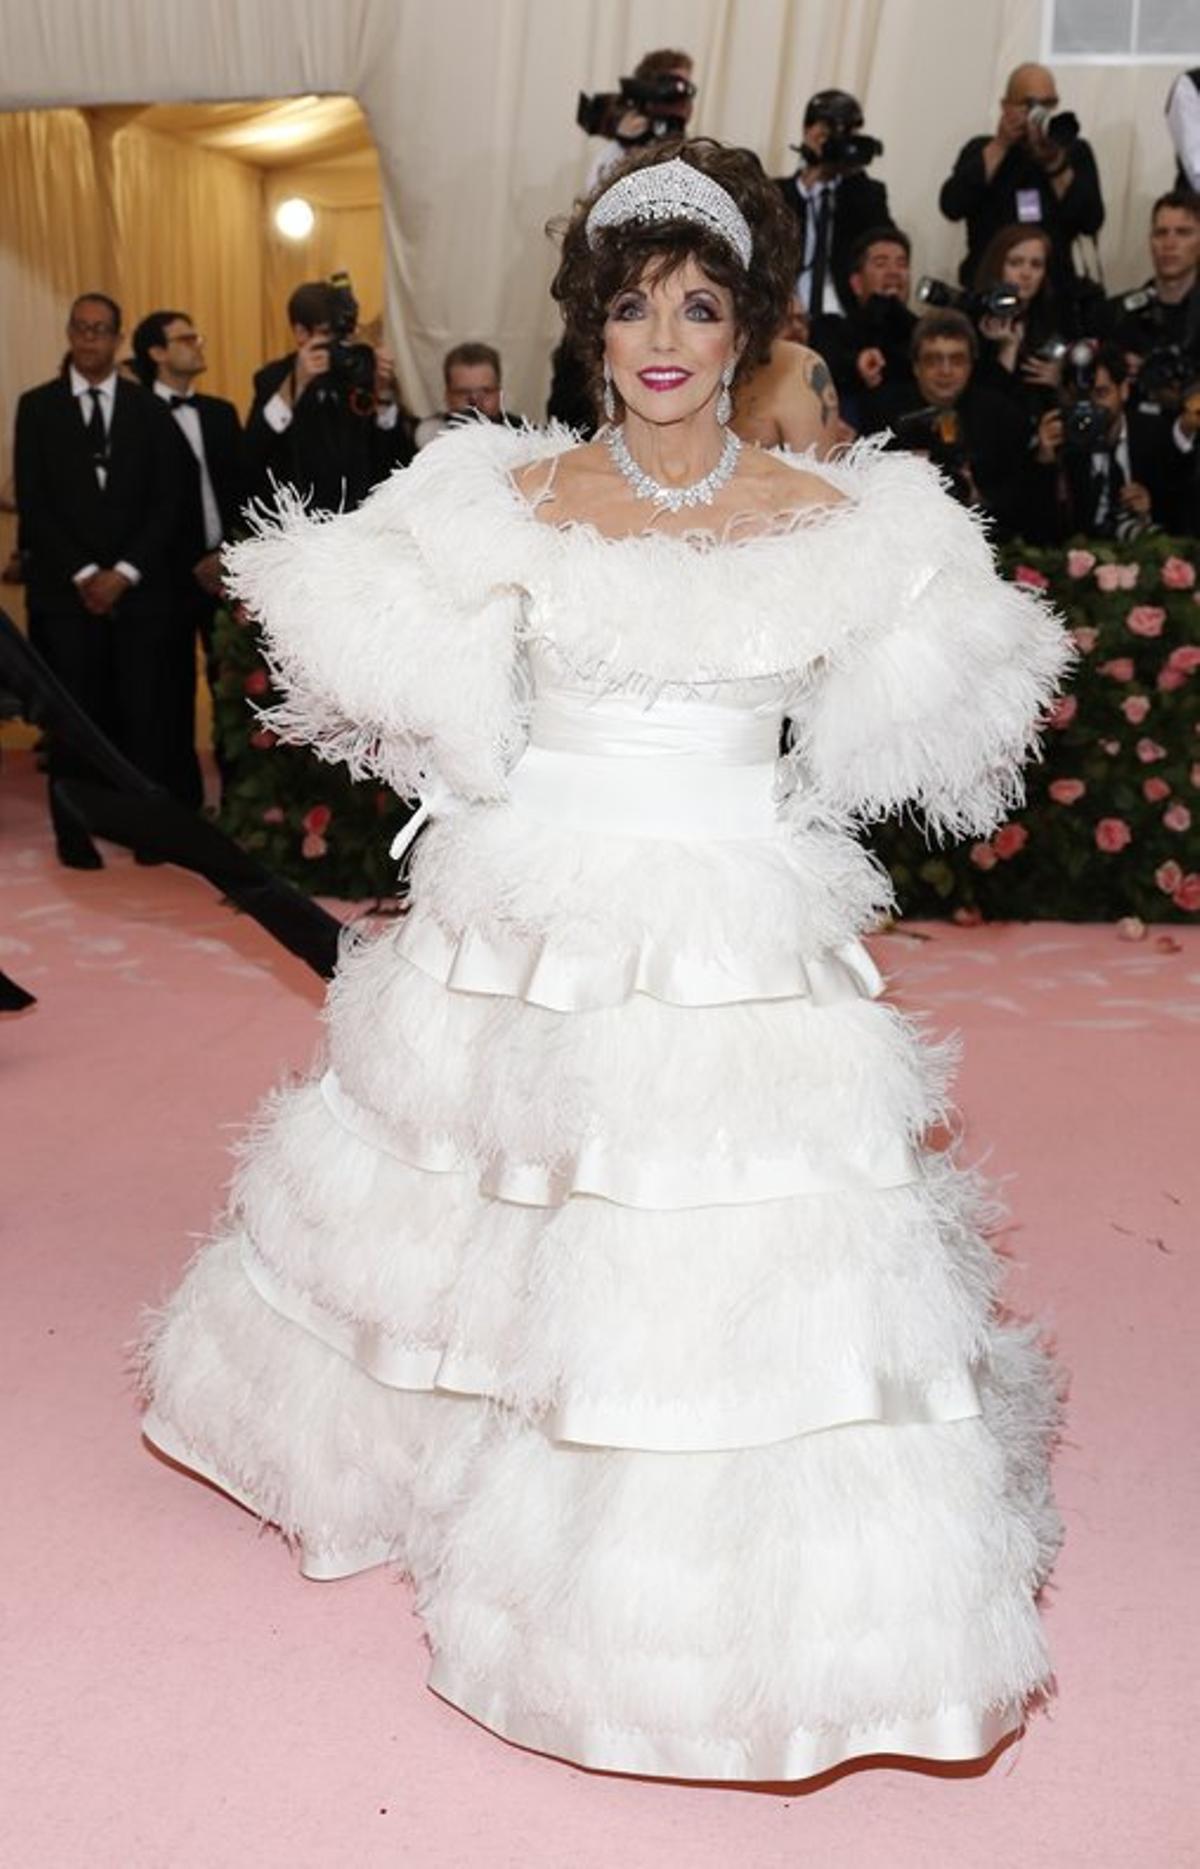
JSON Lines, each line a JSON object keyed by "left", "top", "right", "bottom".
{"left": 803, "top": 354, "right": 839, "bottom": 427}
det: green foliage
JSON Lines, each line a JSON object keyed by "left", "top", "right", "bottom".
{"left": 872, "top": 537, "right": 1200, "bottom": 922}
{"left": 212, "top": 604, "right": 411, "bottom": 899}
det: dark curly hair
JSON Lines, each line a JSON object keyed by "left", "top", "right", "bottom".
{"left": 551, "top": 138, "right": 800, "bottom": 420}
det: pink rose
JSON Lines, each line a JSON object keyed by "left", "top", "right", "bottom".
{"left": 969, "top": 842, "right": 999, "bottom": 870}
{"left": 1095, "top": 563, "right": 1123, "bottom": 592}
{"left": 953, "top": 906, "right": 984, "bottom": 926}
{"left": 1174, "top": 874, "right": 1200, "bottom": 912}
{"left": 1095, "top": 817, "right": 1132, "bottom": 853}
{"left": 248, "top": 728, "right": 277, "bottom": 749}
{"left": 301, "top": 832, "right": 327, "bottom": 860}
{"left": 1047, "top": 694, "right": 1078, "bottom": 727}
{"left": 243, "top": 668, "right": 270, "bottom": 697}
{"left": 1121, "top": 695, "right": 1151, "bottom": 724}
{"left": 1158, "top": 668, "right": 1188, "bottom": 692}
{"left": 1067, "top": 549, "right": 1096, "bottom": 578}
{"left": 1126, "top": 605, "right": 1166, "bottom": 637}
{"left": 1136, "top": 738, "right": 1167, "bottom": 763}
{"left": 1167, "top": 645, "right": 1200, "bottom": 674}
{"left": 1143, "top": 777, "right": 1172, "bottom": 802}
{"left": 1161, "top": 555, "right": 1196, "bottom": 590}
{"left": 1115, "top": 563, "right": 1140, "bottom": 590}
{"left": 302, "top": 804, "right": 332, "bottom": 836}
{"left": 1071, "top": 625, "right": 1099, "bottom": 653}
{"left": 1155, "top": 860, "right": 1184, "bottom": 894}
{"left": 261, "top": 806, "right": 285, "bottom": 825}
{"left": 1116, "top": 916, "right": 1146, "bottom": 941}
{"left": 1048, "top": 778, "right": 1086, "bottom": 804}
{"left": 1098, "top": 658, "right": 1134, "bottom": 682}
{"left": 1164, "top": 803, "right": 1192, "bottom": 833}
{"left": 1014, "top": 564, "right": 1050, "bottom": 589}
{"left": 1100, "top": 739, "right": 1121, "bottom": 755}
{"left": 993, "top": 823, "right": 1029, "bottom": 859}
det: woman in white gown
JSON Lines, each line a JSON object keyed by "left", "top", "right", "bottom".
{"left": 140, "top": 141, "right": 1072, "bottom": 1782}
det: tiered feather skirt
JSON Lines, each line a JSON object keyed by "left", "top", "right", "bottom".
{"left": 140, "top": 742, "right": 1061, "bottom": 1782}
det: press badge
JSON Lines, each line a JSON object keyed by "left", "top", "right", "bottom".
{"left": 1016, "top": 188, "right": 1042, "bottom": 222}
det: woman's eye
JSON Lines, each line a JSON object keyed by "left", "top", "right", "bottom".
{"left": 686, "top": 301, "right": 720, "bottom": 321}
{"left": 611, "top": 299, "right": 644, "bottom": 320}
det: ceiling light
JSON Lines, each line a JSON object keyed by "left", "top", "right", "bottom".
{"left": 274, "top": 197, "right": 315, "bottom": 240}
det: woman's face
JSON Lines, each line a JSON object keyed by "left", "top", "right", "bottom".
{"left": 1001, "top": 238, "right": 1048, "bottom": 304}
{"left": 604, "top": 255, "right": 739, "bottom": 425}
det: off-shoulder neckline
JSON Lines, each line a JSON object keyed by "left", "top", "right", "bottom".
{"left": 502, "top": 444, "right": 861, "bottom": 557}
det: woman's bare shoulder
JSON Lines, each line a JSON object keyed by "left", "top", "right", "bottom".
{"left": 511, "top": 441, "right": 605, "bottom": 498}
{"left": 740, "top": 444, "right": 850, "bottom": 513}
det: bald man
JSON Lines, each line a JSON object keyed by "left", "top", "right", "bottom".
{"left": 939, "top": 62, "right": 1103, "bottom": 301}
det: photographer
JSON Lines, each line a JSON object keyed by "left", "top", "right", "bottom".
{"left": 1028, "top": 341, "right": 1196, "bottom": 541}
{"left": 1104, "top": 189, "right": 1199, "bottom": 414}
{"left": 245, "top": 279, "right": 414, "bottom": 513}
{"left": 808, "top": 224, "right": 915, "bottom": 422}
{"left": 774, "top": 90, "right": 890, "bottom": 318}
{"left": 582, "top": 49, "right": 696, "bottom": 191}
{"left": 882, "top": 309, "right": 1033, "bottom": 539}
{"left": 417, "top": 342, "right": 525, "bottom": 449}
{"left": 970, "top": 223, "right": 1074, "bottom": 423}
{"left": 939, "top": 63, "right": 1104, "bottom": 305}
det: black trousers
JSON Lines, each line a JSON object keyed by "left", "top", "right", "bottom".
{"left": 35, "top": 597, "right": 199, "bottom": 846}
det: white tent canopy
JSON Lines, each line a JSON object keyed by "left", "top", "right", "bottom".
{"left": 0, "top": 0, "right": 1186, "bottom": 451}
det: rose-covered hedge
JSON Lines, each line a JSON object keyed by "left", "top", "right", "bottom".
{"left": 213, "top": 532, "right": 1198, "bottom": 916}
{"left": 872, "top": 536, "right": 1199, "bottom": 922}
{"left": 211, "top": 601, "right": 412, "bottom": 899}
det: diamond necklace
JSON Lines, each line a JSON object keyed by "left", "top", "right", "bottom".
{"left": 605, "top": 423, "right": 742, "bottom": 513}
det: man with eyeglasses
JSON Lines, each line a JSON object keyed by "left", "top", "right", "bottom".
{"left": 14, "top": 293, "right": 183, "bottom": 867}
{"left": 132, "top": 309, "right": 245, "bottom": 804}
{"left": 939, "top": 62, "right": 1105, "bottom": 306}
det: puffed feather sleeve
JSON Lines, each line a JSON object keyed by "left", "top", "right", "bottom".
{"left": 222, "top": 439, "right": 527, "bottom": 804}
{"left": 794, "top": 450, "right": 1075, "bottom": 838}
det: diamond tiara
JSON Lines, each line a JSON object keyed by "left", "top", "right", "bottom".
{"left": 585, "top": 156, "right": 753, "bottom": 269}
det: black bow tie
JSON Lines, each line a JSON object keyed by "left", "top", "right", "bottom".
{"left": 167, "top": 394, "right": 190, "bottom": 409}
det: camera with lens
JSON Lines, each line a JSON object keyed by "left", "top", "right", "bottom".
{"left": 1138, "top": 343, "right": 1194, "bottom": 406}
{"left": 1026, "top": 104, "right": 1081, "bottom": 149}
{"left": 319, "top": 272, "right": 376, "bottom": 402}
{"left": 916, "top": 277, "right": 1022, "bottom": 321}
{"left": 793, "top": 89, "right": 883, "bottom": 169}
{"left": 1054, "top": 338, "right": 1113, "bottom": 453}
{"left": 577, "top": 72, "right": 696, "bottom": 148}
{"left": 892, "top": 405, "right": 968, "bottom": 471}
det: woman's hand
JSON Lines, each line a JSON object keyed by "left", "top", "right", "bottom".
{"left": 1020, "top": 354, "right": 1064, "bottom": 390}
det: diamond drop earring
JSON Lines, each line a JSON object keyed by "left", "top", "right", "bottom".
{"left": 602, "top": 358, "right": 616, "bottom": 424}
{"left": 716, "top": 361, "right": 734, "bottom": 427}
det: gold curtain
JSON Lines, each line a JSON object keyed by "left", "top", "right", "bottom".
{"left": 261, "top": 150, "right": 385, "bottom": 367}
{"left": 0, "top": 109, "right": 106, "bottom": 494}
{"left": 107, "top": 118, "right": 266, "bottom": 418}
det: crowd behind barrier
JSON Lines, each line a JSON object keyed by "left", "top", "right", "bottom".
{"left": 6, "top": 47, "right": 1199, "bottom": 915}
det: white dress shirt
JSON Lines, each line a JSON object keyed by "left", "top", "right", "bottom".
{"left": 155, "top": 380, "right": 222, "bottom": 551}
{"left": 68, "top": 366, "right": 140, "bottom": 588}
{"left": 792, "top": 175, "right": 843, "bottom": 317}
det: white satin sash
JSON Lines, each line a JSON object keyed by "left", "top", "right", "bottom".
{"left": 512, "top": 687, "right": 784, "bottom": 842}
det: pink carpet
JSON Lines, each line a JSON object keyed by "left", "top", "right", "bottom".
{"left": 2, "top": 748, "right": 1197, "bottom": 1869}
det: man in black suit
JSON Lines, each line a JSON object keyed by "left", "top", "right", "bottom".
{"left": 15, "top": 293, "right": 183, "bottom": 867}
{"left": 132, "top": 309, "right": 246, "bottom": 802}
{"left": 939, "top": 62, "right": 1104, "bottom": 306}
{"left": 877, "top": 309, "right": 1036, "bottom": 542}
{"left": 775, "top": 90, "right": 891, "bottom": 320}
{"left": 808, "top": 225, "right": 917, "bottom": 427}
{"left": 244, "top": 281, "right": 413, "bottom": 514}
{"left": 1026, "top": 342, "right": 1197, "bottom": 542}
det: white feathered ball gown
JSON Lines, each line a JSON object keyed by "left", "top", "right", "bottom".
{"left": 140, "top": 422, "right": 1071, "bottom": 1782}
